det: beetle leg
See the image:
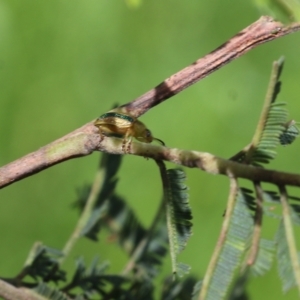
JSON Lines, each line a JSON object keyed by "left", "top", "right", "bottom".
{"left": 96, "top": 126, "right": 105, "bottom": 142}
{"left": 122, "top": 139, "right": 126, "bottom": 152}
{"left": 122, "top": 136, "right": 132, "bottom": 153}
{"left": 126, "top": 137, "right": 132, "bottom": 153}
{"left": 121, "top": 130, "right": 130, "bottom": 153}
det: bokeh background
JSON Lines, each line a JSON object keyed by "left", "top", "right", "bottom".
{"left": 1, "top": 0, "right": 300, "bottom": 299}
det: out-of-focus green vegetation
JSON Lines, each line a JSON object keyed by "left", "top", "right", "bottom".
{"left": 0, "top": 1, "right": 300, "bottom": 299}
{"left": 253, "top": 0, "right": 300, "bottom": 22}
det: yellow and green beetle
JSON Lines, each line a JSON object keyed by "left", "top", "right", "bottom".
{"left": 94, "top": 109, "right": 165, "bottom": 152}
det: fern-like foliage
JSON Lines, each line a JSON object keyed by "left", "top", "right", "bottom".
{"left": 63, "top": 257, "right": 126, "bottom": 298}
{"left": 196, "top": 188, "right": 253, "bottom": 300}
{"left": 290, "top": 203, "right": 300, "bottom": 225}
{"left": 163, "top": 168, "right": 193, "bottom": 277}
{"left": 100, "top": 194, "right": 147, "bottom": 255}
{"left": 250, "top": 102, "right": 288, "bottom": 166}
{"left": 250, "top": 238, "right": 275, "bottom": 277}
{"left": 102, "top": 194, "right": 169, "bottom": 278}
{"left": 72, "top": 153, "right": 171, "bottom": 281}
{"left": 239, "top": 187, "right": 256, "bottom": 212}
{"left": 279, "top": 120, "right": 300, "bottom": 145}
{"left": 75, "top": 186, "right": 169, "bottom": 280}
{"left": 275, "top": 221, "right": 299, "bottom": 293}
{"left": 30, "top": 256, "right": 127, "bottom": 300}
{"left": 239, "top": 188, "right": 300, "bottom": 293}
{"left": 161, "top": 276, "right": 197, "bottom": 300}
{"left": 230, "top": 57, "right": 299, "bottom": 167}
{"left": 259, "top": 189, "right": 300, "bottom": 225}
{"left": 34, "top": 282, "right": 70, "bottom": 300}
{"left": 23, "top": 244, "right": 66, "bottom": 283}
{"left": 246, "top": 56, "right": 285, "bottom": 166}
{"left": 261, "top": 190, "right": 282, "bottom": 219}
{"left": 225, "top": 57, "right": 300, "bottom": 297}
{"left": 227, "top": 271, "right": 249, "bottom": 300}
{"left": 73, "top": 153, "right": 122, "bottom": 241}
{"left": 135, "top": 212, "right": 168, "bottom": 278}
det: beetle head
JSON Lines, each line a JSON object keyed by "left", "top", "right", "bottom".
{"left": 136, "top": 128, "right": 153, "bottom": 143}
{"left": 133, "top": 120, "right": 165, "bottom": 145}
{"left": 132, "top": 120, "right": 152, "bottom": 143}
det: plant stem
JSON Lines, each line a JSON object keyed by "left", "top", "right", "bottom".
{"left": 59, "top": 156, "right": 106, "bottom": 264}
{"left": 0, "top": 279, "right": 42, "bottom": 300}
{"left": 198, "top": 174, "right": 238, "bottom": 300}
{"left": 1, "top": 18, "right": 300, "bottom": 189}
{"left": 246, "top": 182, "right": 264, "bottom": 266}
{"left": 252, "top": 57, "right": 284, "bottom": 145}
{"left": 279, "top": 185, "right": 300, "bottom": 296}
{"left": 121, "top": 161, "right": 166, "bottom": 275}
{"left": 122, "top": 19, "right": 299, "bottom": 117}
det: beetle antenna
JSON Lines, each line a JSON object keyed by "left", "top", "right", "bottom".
{"left": 153, "top": 138, "right": 165, "bottom": 146}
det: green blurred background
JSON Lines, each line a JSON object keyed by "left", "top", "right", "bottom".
{"left": 1, "top": 0, "right": 300, "bottom": 299}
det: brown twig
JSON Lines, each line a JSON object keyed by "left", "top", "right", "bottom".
{"left": 121, "top": 16, "right": 300, "bottom": 117}
{"left": 198, "top": 173, "right": 238, "bottom": 300}
{"left": 0, "top": 123, "right": 100, "bottom": 188}
{"left": 246, "top": 182, "right": 264, "bottom": 266}
{"left": 0, "top": 17, "right": 300, "bottom": 189}
{"left": 3, "top": 132, "right": 300, "bottom": 189}
{"left": 0, "top": 279, "right": 44, "bottom": 300}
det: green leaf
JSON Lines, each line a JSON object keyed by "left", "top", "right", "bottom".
{"left": 67, "top": 257, "right": 127, "bottom": 298}
{"left": 102, "top": 194, "right": 147, "bottom": 255}
{"left": 279, "top": 120, "right": 300, "bottom": 145}
{"left": 275, "top": 221, "right": 300, "bottom": 292}
{"left": 192, "top": 280, "right": 202, "bottom": 300}
{"left": 251, "top": 102, "right": 287, "bottom": 166}
{"left": 262, "top": 191, "right": 300, "bottom": 223}
{"left": 287, "top": 194, "right": 300, "bottom": 226}
{"left": 136, "top": 213, "right": 168, "bottom": 278}
{"left": 277, "top": 185, "right": 300, "bottom": 294}
{"left": 80, "top": 201, "right": 109, "bottom": 240}
{"left": 24, "top": 244, "right": 66, "bottom": 283}
{"left": 198, "top": 189, "right": 253, "bottom": 300}
{"left": 228, "top": 272, "right": 249, "bottom": 300}
{"left": 240, "top": 187, "right": 256, "bottom": 212}
{"left": 98, "top": 189, "right": 168, "bottom": 278}
{"left": 161, "top": 276, "right": 197, "bottom": 300}
{"left": 231, "top": 58, "right": 289, "bottom": 167}
{"left": 34, "top": 282, "right": 69, "bottom": 300}
{"left": 73, "top": 153, "right": 123, "bottom": 241}
{"left": 251, "top": 239, "right": 275, "bottom": 277}
{"left": 164, "top": 169, "right": 193, "bottom": 277}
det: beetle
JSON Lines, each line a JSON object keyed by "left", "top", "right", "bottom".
{"left": 94, "top": 109, "right": 165, "bottom": 152}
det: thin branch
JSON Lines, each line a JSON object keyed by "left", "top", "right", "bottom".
{"left": 0, "top": 279, "right": 43, "bottom": 300}
{"left": 60, "top": 154, "right": 106, "bottom": 264}
{"left": 2, "top": 132, "right": 300, "bottom": 190}
{"left": 156, "top": 159, "right": 178, "bottom": 277}
{"left": 121, "top": 17, "right": 300, "bottom": 117}
{"left": 129, "top": 142, "right": 300, "bottom": 187}
{"left": 0, "top": 123, "right": 99, "bottom": 188}
{"left": 246, "top": 182, "right": 264, "bottom": 266}
{"left": 13, "top": 242, "right": 44, "bottom": 284}
{"left": 198, "top": 173, "right": 238, "bottom": 300}
{"left": 0, "top": 17, "right": 300, "bottom": 189}
{"left": 230, "top": 56, "right": 285, "bottom": 163}
{"left": 121, "top": 161, "right": 166, "bottom": 275}
{"left": 246, "top": 57, "right": 284, "bottom": 162}
{"left": 252, "top": 57, "right": 284, "bottom": 144}
{"left": 279, "top": 185, "right": 300, "bottom": 296}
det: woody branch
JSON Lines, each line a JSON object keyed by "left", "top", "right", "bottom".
{"left": 0, "top": 16, "right": 300, "bottom": 189}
